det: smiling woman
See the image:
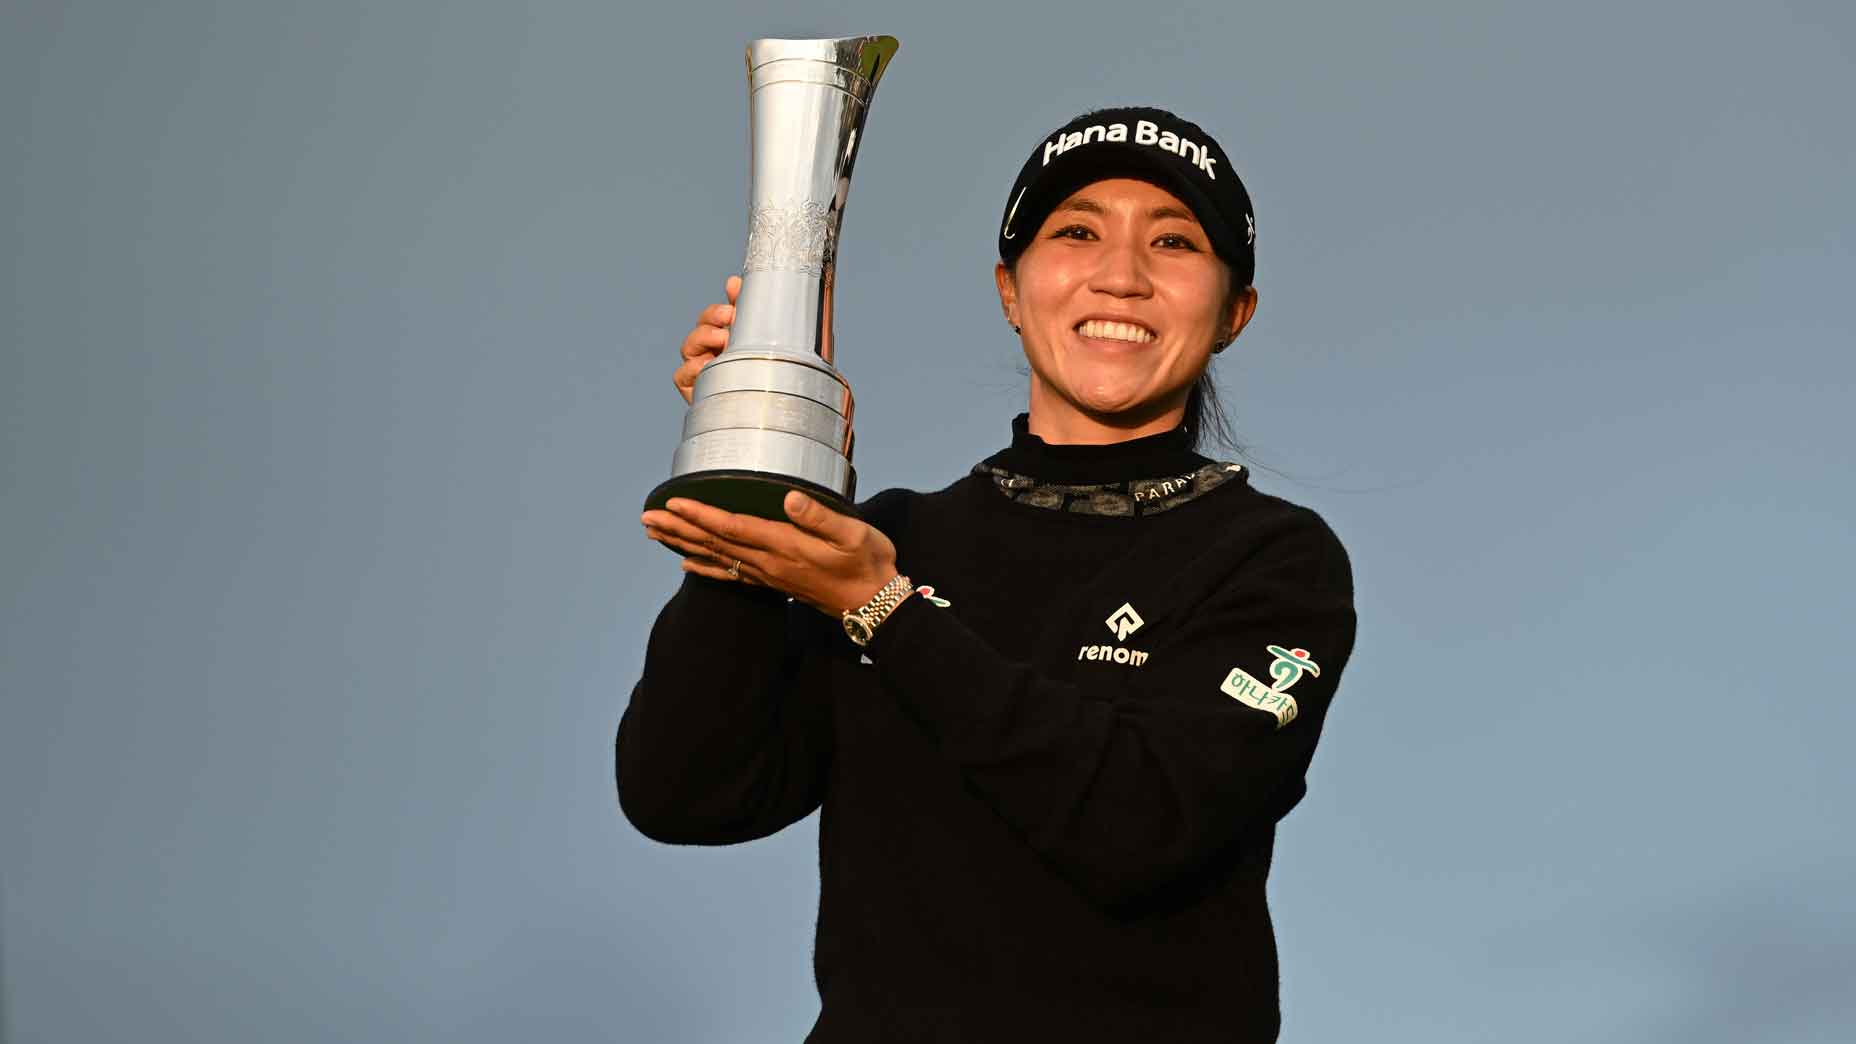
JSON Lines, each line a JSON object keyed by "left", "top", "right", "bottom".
{"left": 623, "top": 105, "right": 1357, "bottom": 1043}
{"left": 997, "top": 107, "right": 1261, "bottom": 452}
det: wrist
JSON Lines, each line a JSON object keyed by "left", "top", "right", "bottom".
{"left": 841, "top": 572, "right": 912, "bottom": 648}
{"left": 844, "top": 569, "right": 901, "bottom": 616}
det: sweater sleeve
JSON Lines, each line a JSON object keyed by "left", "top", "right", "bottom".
{"left": 863, "top": 513, "right": 1356, "bottom": 911}
{"left": 615, "top": 573, "right": 833, "bottom": 845}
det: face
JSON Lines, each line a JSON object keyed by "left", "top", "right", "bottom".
{"left": 995, "top": 177, "right": 1257, "bottom": 437}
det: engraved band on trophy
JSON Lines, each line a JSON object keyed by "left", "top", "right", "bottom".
{"left": 644, "top": 35, "right": 898, "bottom": 523}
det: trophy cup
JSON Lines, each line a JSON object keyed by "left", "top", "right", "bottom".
{"left": 644, "top": 35, "right": 899, "bottom": 522}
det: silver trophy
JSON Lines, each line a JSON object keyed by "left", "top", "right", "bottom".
{"left": 645, "top": 35, "right": 898, "bottom": 522}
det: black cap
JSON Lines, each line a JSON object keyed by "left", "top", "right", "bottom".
{"left": 998, "top": 106, "right": 1255, "bottom": 287}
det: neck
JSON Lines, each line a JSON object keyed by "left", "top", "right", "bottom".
{"left": 988, "top": 412, "right": 1205, "bottom": 486}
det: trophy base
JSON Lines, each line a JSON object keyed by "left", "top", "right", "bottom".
{"left": 643, "top": 470, "right": 857, "bottom": 550}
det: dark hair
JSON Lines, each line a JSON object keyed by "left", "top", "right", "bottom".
{"left": 1182, "top": 369, "right": 1234, "bottom": 454}
{"left": 1005, "top": 259, "right": 1247, "bottom": 456}
{"left": 1181, "top": 277, "right": 1248, "bottom": 454}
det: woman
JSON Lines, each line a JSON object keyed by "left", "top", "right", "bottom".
{"left": 621, "top": 106, "right": 1355, "bottom": 1043}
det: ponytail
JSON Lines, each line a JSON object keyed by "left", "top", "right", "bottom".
{"left": 1182, "top": 369, "right": 1239, "bottom": 455}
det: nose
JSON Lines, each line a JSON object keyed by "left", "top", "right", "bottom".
{"left": 1088, "top": 233, "right": 1152, "bottom": 299}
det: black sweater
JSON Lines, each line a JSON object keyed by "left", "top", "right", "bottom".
{"left": 617, "top": 415, "right": 1357, "bottom": 1043}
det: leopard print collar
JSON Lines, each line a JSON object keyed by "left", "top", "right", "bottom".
{"left": 972, "top": 459, "right": 1246, "bottom": 517}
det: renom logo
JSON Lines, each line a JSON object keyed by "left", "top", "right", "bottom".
{"left": 1106, "top": 603, "right": 1144, "bottom": 641}
{"left": 1077, "top": 644, "right": 1149, "bottom": 667}
{"left": 1080, "top": 603, "right": 1149, "bottom": 667}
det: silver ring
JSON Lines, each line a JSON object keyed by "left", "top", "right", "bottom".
{"left": 727, "top": 558, "right": 741, "bottom": 580}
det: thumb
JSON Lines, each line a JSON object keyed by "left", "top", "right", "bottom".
{"left": 784, "top": 490, "right": 853, "bottom": 543}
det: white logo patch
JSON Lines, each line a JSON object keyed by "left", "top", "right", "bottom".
{"left": 1219, "top": 645, "right": 1320, "bottom": 728}
{"left": 1106, "top": 603, "right": 1144, "bottom": 641}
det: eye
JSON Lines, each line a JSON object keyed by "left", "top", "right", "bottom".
{"left": 1050, "top": 224, "right": 1096, "bottom": 240}
{"left": 1155, "top": 233, "right": 1200, "bottom": 250}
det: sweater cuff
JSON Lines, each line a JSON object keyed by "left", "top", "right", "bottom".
{"left": 861, "top": 592, "right": 1014, "bottom": 743}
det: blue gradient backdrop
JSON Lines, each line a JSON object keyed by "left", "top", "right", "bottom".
{"left": 3, "top": 1, "right": 1852, "bottom": 1041}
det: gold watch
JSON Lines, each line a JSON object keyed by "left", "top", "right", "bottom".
{"left": 841, "top": 574, "right": 913, "bottom": 647}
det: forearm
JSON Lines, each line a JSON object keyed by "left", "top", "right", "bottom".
{"left": 616, "top": 574, "right": 830, "bottom": 843}
{"left": 863, "top": 550, "right": 1353, "bottom": 909}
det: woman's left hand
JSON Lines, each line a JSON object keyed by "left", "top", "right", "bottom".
{"left": 640, "top": 491, "right": 899, "bottom": 616}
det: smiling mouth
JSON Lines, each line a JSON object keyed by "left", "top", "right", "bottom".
{"left": 1075, "top": 319, "right": 1157, "bottom": 344}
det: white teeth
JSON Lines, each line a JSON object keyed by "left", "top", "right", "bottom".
{"left": 1077, "top": 319, "right": 1155, "bottom": 343}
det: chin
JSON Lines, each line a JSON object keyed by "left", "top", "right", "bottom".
{"left": 1070, "top": 394, "right": 1171, "bottom": 425}
{"left": 1071, "top": 380, "right": 1163, "bottom": 415}
{"left": 1076, "top": 398, "right": 1147, "bottom": 419}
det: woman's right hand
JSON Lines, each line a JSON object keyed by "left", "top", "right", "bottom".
{"left": 675, "top": 274, "right": 742, "bottom": 405}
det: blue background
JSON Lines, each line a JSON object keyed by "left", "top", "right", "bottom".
{"left": 4, "top": 1, "right": 1852, "bottom": 1040}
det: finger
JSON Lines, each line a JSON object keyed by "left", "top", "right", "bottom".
{"left": 697, "top": 301, "right": 737, "bottom": 330}
{"left": 782, "top": 490, "right": 860, "bottom": 547}
{"left": 676, "top": 340, "right": 718, "bottom": 375}
{"left": 643, "top": 511, "right": 756, "bottom": 561}
{"left": 672, "top": 363, "right": 702, "bottom": 404}
{"left": 646, "top": 524, "right": 768, "bottom": 585}
{"left": 645, "top": 512, "right": 780, "bottom": 580}
{"left": 674, "top": 356, "right": 709, "bottom": 390}
{"left": 642, "top": 520, "right": 708, "bottom": 558}
{"left": 681, "top": 323, "right": 728, "bottom": 360}
{"left": 644, "top": 510, "right": 764, "bottom": 584}
{"left": 724, "top": 274, "right": 741, "bottom": 305}
{"left": 682, "top": 555, "right": 766, "bottom": 586}
{"left": 663, "top": 497, "right": 788, "bottom": 554}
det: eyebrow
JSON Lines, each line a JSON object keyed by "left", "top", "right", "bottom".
{"left": 1055, "top": 197, "right": 1200, "bottom": 224}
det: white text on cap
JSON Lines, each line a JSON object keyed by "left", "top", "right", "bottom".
{"left": 1042, "top": 119, "right": 1219, "bottom": 180}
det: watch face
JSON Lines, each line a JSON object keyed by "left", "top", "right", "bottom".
{"left": 842, "top": 614, "right": 874, "bottom": 647}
